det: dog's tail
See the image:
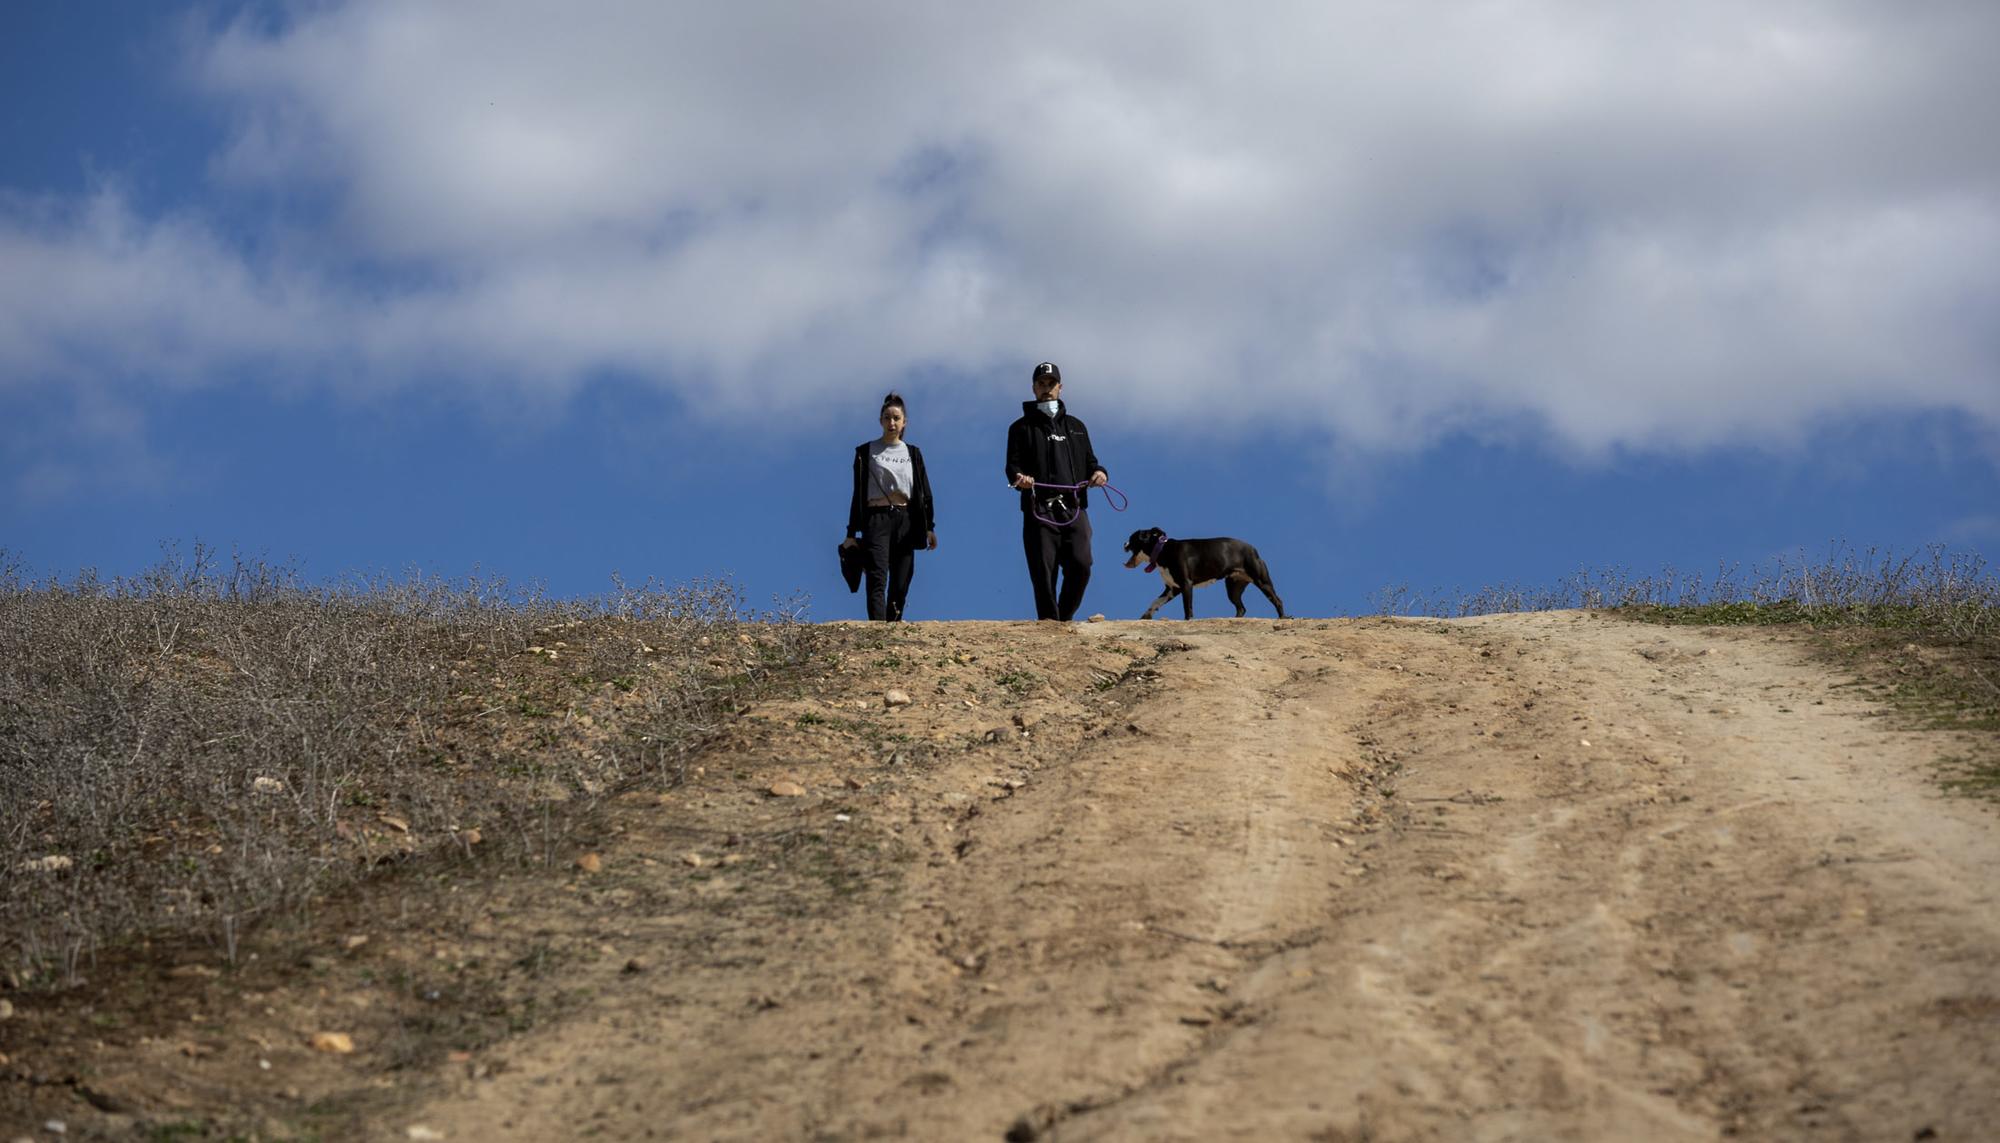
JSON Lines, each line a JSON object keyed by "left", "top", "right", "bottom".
{"left": 1250, "top": 549, "right": 1289, "bottom": 618}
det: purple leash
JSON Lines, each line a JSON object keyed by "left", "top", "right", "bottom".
{"left": 1023, "top": 480, "right": 1129, "bottom": 528}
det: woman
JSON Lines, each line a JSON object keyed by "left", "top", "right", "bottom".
{"left": 842, "top": 392, "right": 937, "bottom": 621}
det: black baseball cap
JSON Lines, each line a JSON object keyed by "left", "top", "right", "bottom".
{"left": 1032, "top": 361, "right": 1061, "bottom": 383}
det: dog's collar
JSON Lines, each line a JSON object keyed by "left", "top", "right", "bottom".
{"left": 1143, "top": 535, "right": 1168, "bottom": 572}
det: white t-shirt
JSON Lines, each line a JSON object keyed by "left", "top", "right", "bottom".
{"left": 867, "top": 439, "right": 913, "bottom": 500}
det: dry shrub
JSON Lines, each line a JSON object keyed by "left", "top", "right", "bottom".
{"left": 0, "top": 545, "right": 823, "bottom": 988}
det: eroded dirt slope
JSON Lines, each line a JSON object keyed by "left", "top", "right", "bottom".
{"left": 6, "top": 614, "right": 1997, "bottom": 1141}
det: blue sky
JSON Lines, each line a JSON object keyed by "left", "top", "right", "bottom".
{"left": 4, "top": 1, "right": 1996, "bottom": 620}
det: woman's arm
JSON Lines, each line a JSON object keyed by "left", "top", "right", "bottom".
{"left": 912, "top": 445, "right": 937, "bottom": 538}
{"left": 845, "top": 445, "right": 868, "bottom": 539}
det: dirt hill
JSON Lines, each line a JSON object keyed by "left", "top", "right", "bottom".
{"left": 5, "top": 614, "right": 1998, "bottom": 1140}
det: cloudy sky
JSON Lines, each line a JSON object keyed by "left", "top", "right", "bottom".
{"left": 4, "top": 1, "right": 1996, "bottom": 618}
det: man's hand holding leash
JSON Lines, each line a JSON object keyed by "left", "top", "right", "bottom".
{"left": 1012, "top": 470, "right": 1105, "bottom": 491}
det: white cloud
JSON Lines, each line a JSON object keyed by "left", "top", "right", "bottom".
{"left": 4, "top": 0, "right": 1997, "bottom": 454}
{"left": 0, "top": 190, "right": 344, "bottom": 385}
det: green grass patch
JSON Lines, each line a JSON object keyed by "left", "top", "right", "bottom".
{"left": 1938, "top": 753, "right": 2000, "bottom": 797}
{"left": 995, "top": 668, "right": 1041, "bottom": 696}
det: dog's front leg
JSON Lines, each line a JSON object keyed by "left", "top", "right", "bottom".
{"left": 1140, "top": 587, "right": 1177, "bottom": 620}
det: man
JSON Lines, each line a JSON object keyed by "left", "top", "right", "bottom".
{"left": 1005, "top": 361, "right": 1109, "bottom": 621}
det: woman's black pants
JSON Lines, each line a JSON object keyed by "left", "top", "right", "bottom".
{"left": 864, "top": 506, "right": 917, "bottom": 621}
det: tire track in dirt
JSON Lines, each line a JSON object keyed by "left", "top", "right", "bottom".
{"left": 347, "top": 616, "right": 1999, "bottom": 1141}
{"left": 1075, "top": 615, "right": 2000, "bottom": 1142}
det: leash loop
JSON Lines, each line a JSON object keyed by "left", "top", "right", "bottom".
{"left": 1022, "top": 480, "right": 1129, "bottom": 528}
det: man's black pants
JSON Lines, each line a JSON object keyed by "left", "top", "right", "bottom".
{"left": 1022, "top": 509, "right": 1092, "bottom": 621}
{"left": 864, "top": 506, "right": 917, "bottom": 621}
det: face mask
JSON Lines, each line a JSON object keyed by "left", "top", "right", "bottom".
{"left": 1036, "top": 399, "right": 1060, "bottom": 416}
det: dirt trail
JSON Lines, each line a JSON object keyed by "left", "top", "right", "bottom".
{"left": 371, "top": 614, "right": 1998, "bottom": 1141}
{"left": 7, "top": 614, "right": 1996, "bottom": 1140}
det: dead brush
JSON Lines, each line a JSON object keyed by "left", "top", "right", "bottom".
{"left": 0, "top": 544, "right": 825, "bottom": 989}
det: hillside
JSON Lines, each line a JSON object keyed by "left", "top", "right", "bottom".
{"left": 4, "top": 614, "right": 1998, "bottom": 1140}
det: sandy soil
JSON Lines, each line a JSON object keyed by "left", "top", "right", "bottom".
{"left": 6, "top": 614, "right": 1997, "bottom": 1140}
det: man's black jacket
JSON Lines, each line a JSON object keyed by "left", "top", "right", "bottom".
{"left": 1005, "top": 399, "right": 1106, "bottom": 515}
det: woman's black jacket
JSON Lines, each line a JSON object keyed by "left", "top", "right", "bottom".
{"left": 847, "top": 443, "right": 935, "bottom": 540}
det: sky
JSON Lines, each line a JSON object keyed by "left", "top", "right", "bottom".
{"left": 3, "top": 0, "right": 1996, "bottom": 621}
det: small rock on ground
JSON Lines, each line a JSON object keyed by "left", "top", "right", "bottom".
{"left": 308, "top": 1031, "right": 356, "bottom": 1054}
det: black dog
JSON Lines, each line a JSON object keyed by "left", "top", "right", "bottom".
{"left": 1122, "top": 527, "right": 1287, "bottom": 620}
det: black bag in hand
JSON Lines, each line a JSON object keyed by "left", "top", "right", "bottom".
{"left": 838, "top": 542, "right": 864, "bottom": 594}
